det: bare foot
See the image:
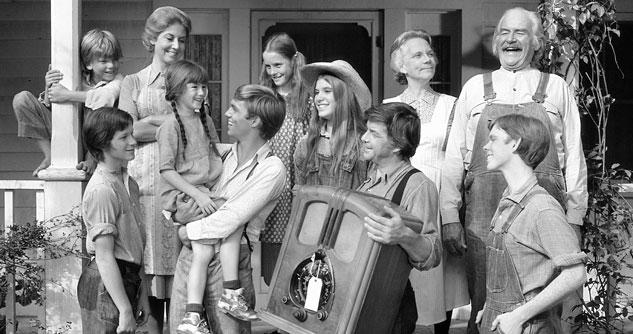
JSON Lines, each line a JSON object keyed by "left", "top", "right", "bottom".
{"left": 33, "top": 157, "right": 50, "bottom": 177}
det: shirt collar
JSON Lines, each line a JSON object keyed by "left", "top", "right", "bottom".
{"left": 400, "top": 88, "right": 438, "bottom": 106}
{"left": 148, "top": 63, "right": 163, "bottom": 86}
{"left": 228, "top": 141, "right": 273, "bottom": 166}
{"left": 498, "top": 65, "right": 536, "bottom": 75}
{"left": 502, "top": 174, "right": 538, "bottom": 204}
{"left": 367, "top": 160, "right": 409, "bottom": 185}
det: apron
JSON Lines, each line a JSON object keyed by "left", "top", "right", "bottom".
{"left": 479, "top": 186, "right": 560, "bottom": 334}
{"left": 464, "top": 72, "right": 567, "bottom": 334}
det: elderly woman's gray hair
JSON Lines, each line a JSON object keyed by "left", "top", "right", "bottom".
{"left": 389, "top": 30, "right": 434, "bottom": 85}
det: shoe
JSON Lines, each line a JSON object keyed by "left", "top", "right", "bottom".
{"left": 176, "top": 312, "right": 212, "bottom": 334}
{"left": 217, "top": 288, "right": 259, "bottom": 321}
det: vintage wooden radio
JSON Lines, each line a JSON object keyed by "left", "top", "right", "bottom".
{"left": 259, "top": 185, "right": 423, "bottom": 334}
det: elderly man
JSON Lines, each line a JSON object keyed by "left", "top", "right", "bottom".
{"left": 361, "top": 102, "right": 442, "bottom": 333}
{"left": 441, "top": 7, "right": 587, "bottom": 334}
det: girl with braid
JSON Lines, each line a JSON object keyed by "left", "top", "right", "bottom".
{"left": 157, "top": 60, "right": 255, "bottom": 334}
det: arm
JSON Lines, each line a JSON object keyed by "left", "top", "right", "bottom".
{"left": 117, "top": 74, "right": 168, "bottom": 142}
{"left": 293, "top": 136, "right": 308, "bottom": 185}
{"left": 85, "top": 74, "right": 124, "bottom": 109}
{"left": 47, "top": 84, "right": 87, "bottom": 104}
{"left": 133, "top": 114, "right": 173, "bottom": 142}
{"left": 364, "top": 177, "right": 441, "bottom": 270}
{"left": 94, "top": 235, "right": 137, "bottom": 334}
{"left": 560, "top": 83, "right": 589, "bottom": 227}
{"left": 490, "top": 264, "right": 585, "bottom": 334}
{"left": 186, "top": 158, "right": 286, "bottom": 240}
{"left": 161, "top": 170, "right": 217, "bottom": 215}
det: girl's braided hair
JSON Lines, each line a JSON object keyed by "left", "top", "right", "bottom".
{"left": 164, "top": 60, "right": 220, "bottom": 160}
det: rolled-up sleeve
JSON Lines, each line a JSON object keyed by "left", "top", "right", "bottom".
{"left": 535, "top": 208, "right": 587, "bottom": 267}
{"left": 119, "top": 75, "right": 139, "bottom": 120}
{"left": 82, "top": 186, "right": 119, "bottom": 241}
{"left": 560, "top": 84, "right": 588, "bottom": 226}
{"left": 186, "top": 159, "right": 287, "bottom": 240}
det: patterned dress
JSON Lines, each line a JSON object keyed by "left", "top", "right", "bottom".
{"left": 118, "top": 64, "right": 180, "bottom": 298}
{"left": 384, "top": 90, "right": 469, "bottom": 325}
{"left": 261, "top": 94, "right": 309, "bottom": 244}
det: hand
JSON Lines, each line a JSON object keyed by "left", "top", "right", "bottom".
{"left": 364, "top": 205, "right": 407, "bottom": 245}
{"left": 442, "top": 222, "right": 467, "bottom": 256}
{"left": 174, "top": 194, "right": 205, "bottom": 223}
{"left": 117, "top": 308, "right": 137, "bottom": 334}
{"left": 44, "top": 65, "right": 63, "bottom": 88}
{"left": 193, "top": 193, "right": 218, "bottom": 216}
{"left": 76, "top": 158, "right": 97, "bottom": 175}
{"left": 48, "top": 83, "right": 71, "bottom": 103}
{"left": 136, "top": 291, "right": 150, "bottom": 326}
{"left": 491, "top": 310, "right": 525, "bottom": 334}
{"left": 178, "top": 226, "right": 191, "bottom": 248}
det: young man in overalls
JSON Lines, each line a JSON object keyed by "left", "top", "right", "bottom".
{"left": 360, "top": 102, "right": 442, "bottom": 333}
{"left": 440, "top": 7, "right": 588, "bottom": 334}
{"left": 475, "top": 114, "right": 585, "bottom": 334}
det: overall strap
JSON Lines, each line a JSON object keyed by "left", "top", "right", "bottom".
{"left": 532, "top": 72, "right": 550, "bottom": 103}
{"left": 391, "top": 168, "right": 421, "bottom": 206}
{"left": 441, "top": 100, "right": 457, "bottom": 152}
{"left": 500, "top": 187, "right": 549, "bottom": 233}
{"left": 483, "top": 72, "right": 496, "bottom": 102}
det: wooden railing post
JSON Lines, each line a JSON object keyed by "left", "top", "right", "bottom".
{"left": 38, "top": 1, "right": 85, "bottom": 333}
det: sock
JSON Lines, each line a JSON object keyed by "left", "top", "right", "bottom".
{"left": 185, "top": 303, "right": 204, "bottom": 316}
{"left": 223, "top": 280, "right": 240, "bottom": 290}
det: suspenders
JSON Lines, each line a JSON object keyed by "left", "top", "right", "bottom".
{"left": 390, "top": 168, "right": 421, "bottom": 206}
{"left": 482, "top": 71, "right": 550, "bottom": 104}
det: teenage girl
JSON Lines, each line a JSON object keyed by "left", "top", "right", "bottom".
{"left": 118, "top": 6, "right": 191, "bottom": 331}
{"left": 294, "top": 60, "right": 371, "bottom": 189}
{"left": 158, "top": 60, "right": 257, "bottom": 334}
{"left": 77, "top": 107, "right": 149, "bottom": 334}
{"left": 258, "top": 32, "right": 310, "bottom": 284}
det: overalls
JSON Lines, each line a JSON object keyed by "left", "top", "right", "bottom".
{"left": 464, "top": 72, "right": 567, "bottom": 333}
{"left": 305, "top": 146, "right": 367, "bottom": 190}
{"left": 479, "top": 186, "right": 560, "bottom": 334}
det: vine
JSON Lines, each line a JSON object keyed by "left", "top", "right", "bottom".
{"left": 537, "top": 1, "right": 633, "bottom": 332}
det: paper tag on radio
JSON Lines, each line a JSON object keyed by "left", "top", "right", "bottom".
{"left": 304, "top": 276, "right": 323, "bottom": 311}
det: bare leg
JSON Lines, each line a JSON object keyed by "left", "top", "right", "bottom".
{"left": 188, "top": 241, "right": 215, "bottom": 304}
{"left": 219, "top": 229, "right": 243, "bottom": 282}
{"left": 34, "top": 138, "right": 51, "bottom": 176}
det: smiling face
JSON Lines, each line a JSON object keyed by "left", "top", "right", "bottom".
{"left": 399, "top": 37, "right": 436, "bottom": 83}
{"left": 483, "top": 124, "right": 517, "bottom": 171}
{"left": 153, "top": 23, "right": 187, "bottom": 66}
{"left": 262, "top": 51, "right": 294, "bottom": 91}
{"left": 361, "top": 121, "right": 397, "bottom": 165}
{"left": 225, "top": 99, "right": 253, "bottom": 140}
{"left": 177, "top": 82, "right": 208, "bottom": 113}
{"left": 87, "top": 56, "right": 119, "bottom": 83}
{"left": 495, "top": 10, "right": 536, "bottom": 71}
{"left": 104, "top": 124, "right": 136, "bottom": 168}
{"left": 314, "top": 77, "right": 337, "bottom": 121}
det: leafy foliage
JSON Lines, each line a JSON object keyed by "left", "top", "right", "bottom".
{"left": 0, "top": 207, "right": 84, "bottom": 333}
{"left": 537, "top": 1, "right": 632, "bottom": 332}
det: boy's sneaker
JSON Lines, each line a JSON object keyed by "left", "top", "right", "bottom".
{"left": 176, "top": 312, "right": 212, "bottom": 334}
{"left": 217, "top": 288, "right": 259, "bottom": 321}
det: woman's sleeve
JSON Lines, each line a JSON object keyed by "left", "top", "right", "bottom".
{"left": 118, "top": 74, "right": 139, "bottom": 120}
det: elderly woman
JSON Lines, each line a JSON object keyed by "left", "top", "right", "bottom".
{"left": 384, "top": 30, "right": 469, "bottom": 333}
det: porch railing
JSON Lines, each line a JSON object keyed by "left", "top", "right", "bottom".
{"left": 1, "top": 180, "right": 45, "bottom": 334}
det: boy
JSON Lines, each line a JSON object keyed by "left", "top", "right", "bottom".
{"left": 475, "top": 114, "right": 585, "bottom": 333}
{"left": 78, "top": 107, "right": 149, "bottom": 334}
{"left": 12, "top": 28, "right": 124, "bottom": 176}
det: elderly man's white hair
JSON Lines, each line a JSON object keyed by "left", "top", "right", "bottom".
{"left": 492, "top": 7, "right": 545, "bottom": 58}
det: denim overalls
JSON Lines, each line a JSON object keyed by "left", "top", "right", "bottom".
{"left": 305, "top": 149, "right": 367, "bottom": 190}
{"left": 479, "top": 186, "right": 560, "bottom": 334}
{"left": 464, "top": 72, "right": 567, "bottom": 333}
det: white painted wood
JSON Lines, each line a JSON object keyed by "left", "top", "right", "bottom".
{"left": 4, "top": 190, "right": 16, "bottom": 334}
{"left": 0, "top": 180, "right": 44, "bottom": 190}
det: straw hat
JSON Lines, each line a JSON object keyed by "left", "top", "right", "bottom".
{"left": 301, "top": 60, "right": 372, "bottom": 111}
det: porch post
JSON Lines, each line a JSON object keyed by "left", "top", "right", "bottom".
{"left": 39, "top": 0, "right": 85, "bottom": 333}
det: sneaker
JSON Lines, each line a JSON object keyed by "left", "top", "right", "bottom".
{"left": 176, "top": 312, "right": 212, "bottom": 334}
{"left": 217, "top": 288, "right": 259, "bottom": 321}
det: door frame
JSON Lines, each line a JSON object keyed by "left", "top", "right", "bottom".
{"left": 250, "top": 10, "right": 383, "bottom": 103}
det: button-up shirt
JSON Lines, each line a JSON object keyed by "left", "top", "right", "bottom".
{"left": 490, "top": 175, "right": 586, "bottom": 294}
{"left": 82, "top": 164, "right": 145, "bottom": 265}
{"left": 186, "top": 142, "right": 286, "bottom": 243}
{"left": 356, "top": 160, "right": 441, "bottom": 271}
{"left": 441, "top": 67, "right": 588, "bottom": 226}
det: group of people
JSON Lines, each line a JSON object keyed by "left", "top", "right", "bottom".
{"left": 12, "top": 4, "right": 588, "bottom": 334}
